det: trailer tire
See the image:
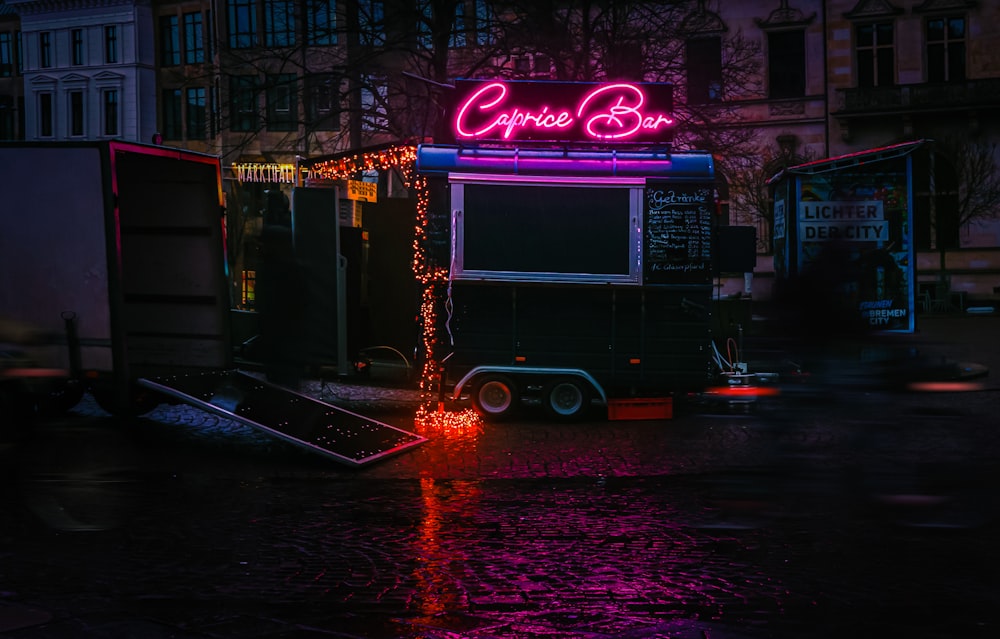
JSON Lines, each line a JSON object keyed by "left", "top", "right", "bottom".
{"left": 471, "top": 374, "right": 519, "bottom": 420}
{"left": 543, "top": 377, "right": 591, "bottom": 421}
{"left": 93, "top": 385, "right": 162, "bottom": 418}
{"left": 37, "top": 380, "right": 85, "bottom": 417}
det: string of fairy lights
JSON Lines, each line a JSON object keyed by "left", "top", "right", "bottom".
{"left": 306, "top": 144, "right": 448, "bottom": 398}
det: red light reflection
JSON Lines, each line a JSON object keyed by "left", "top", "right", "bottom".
{"left": 413, "top": 403, "right": 484, "bottom": 441}
{"left": 410, "top": 477, "right": 482, "bottom": 616}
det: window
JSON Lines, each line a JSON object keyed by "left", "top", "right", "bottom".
{"left": 183, "top": 12, "right": 205, "bottom": 64}
{"left": 927, "top": 16, "right": 965, "bottom": 83}
{"left": 533, "top": 54, "right": 552, "bottom": 77}
{"left": 230, "top": 75, "right": 258, "bottom": 131}
{"left": 474, "top": 0, "right": 494, "bottom": 45}
{"left": 186, "top": 87, "right": 207, "bottom": 139}
{"left": 103, "top": 89, "right": 119, "bottom": 136}
{"left": 40, "top": 31, "right": 51, "bottom": 68}
{"left": 242, "top": 270, "right": 256, "bottom": 308}
{"left": 360, "top": 1, "right": 385, "bottom": 46}
{"left": 265, "top": 0, "right": 295, "bottom": 47}
{"left": 450, "top": 2, "right": 466, "bottom": 47}
{"left": 104, "top": 25, "right": 118, "bottom": 63}
{"left": 72, "top": 29, "right": 84, "bottom": 65}
{"left": 161, "top": 16, "right": 180, "bottom": 66}
{"left": 306, "top": 73, "right": 338, "bottom": 130}
{"left": 39, "top": 92, "right": 53, "bottom": 137}
{"left": 686, "top": 37, "right": 722, "bottom": 103}
{"left": 418, "top": 2, "right": 433, "bottom": 48}
{"left": 768, "top": 30, "right": 805, "bottom": 98}
{"left": 360, "top": 76, "right": 388, "bottom": 131}
{"left": 856, "top": 22, "right": 894, "bottom": 88}
{"left": 306, "top": 0, "right": 337, "bottom": 45}
{"left": 15, "top": 31, "right": 22, "bottom": 75}
{"left": 162, "top": 88, "right": 182, "bottom": 139}
{"left": 0, "top": 32, "right": 12, "bottom": 77}
{"left": 69, "top": 90, "right": 84, "bottom": 136}
{"left": 0, "top": 95, "right": 14, "bottom": 140}
{"left": 228, "top": 0, "right": 258, "bottom": 48}
{"left": 266, "top": 73, "right": 297, "bottom": 131}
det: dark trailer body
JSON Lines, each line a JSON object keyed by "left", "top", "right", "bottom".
{"left": 417, "top": 144, "right": 717, "bottom": 420}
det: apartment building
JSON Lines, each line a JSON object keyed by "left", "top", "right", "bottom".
{"left": 5, "top": 0, "right": 157, "bottom": 143}
{"left": 0, "top": 2, "right": 21, "bottom": 139}
{"left": 1, "top": 1, "right": 998, "bottom": 304}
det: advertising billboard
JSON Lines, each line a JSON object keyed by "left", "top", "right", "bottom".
{"left": 772, "top": 142, "right": 923, "bottom": 332}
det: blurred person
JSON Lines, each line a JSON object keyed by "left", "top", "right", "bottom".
{"left": 769, "top": 239, "right": 873, "bottom": 388}
{"left": 255, "top": 193, "right": 306, "bottom": 389}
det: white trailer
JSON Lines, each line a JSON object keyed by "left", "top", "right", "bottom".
{"left": 0, "top": 141, "right": 231, "bottom": 417}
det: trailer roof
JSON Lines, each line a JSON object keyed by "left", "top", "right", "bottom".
{"left": 0, "top": 139, "right": 222, "bottom": 162}
{"left": 767, "top": 139, "right": 929, "bottom": 184}
{"left": 416, "top": 144, "right": 714, "bottom": 179}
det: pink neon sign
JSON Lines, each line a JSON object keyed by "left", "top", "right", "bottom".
{"left": 452, "top": 80, "right": 675, "bottom": 146}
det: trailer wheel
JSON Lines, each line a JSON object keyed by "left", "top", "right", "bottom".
{"left": 37, "top": 380, "right": 85, "bottom": 417}
{"left": 543, "top": 377, "right": 591, "bottom": 421}
{"left": 93, "top": 385, "right": 162, "bottom": 418}
{"left": 471, "top": 374, "right": 519, "bottom": 420}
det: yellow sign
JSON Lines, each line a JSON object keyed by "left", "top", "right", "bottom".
{"left": 346, "top": 179, "right": 378, "bottom": 203}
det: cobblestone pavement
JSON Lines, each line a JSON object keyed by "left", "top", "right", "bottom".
{"left": 1, "top": 315, "right": 999, "bottom": 638}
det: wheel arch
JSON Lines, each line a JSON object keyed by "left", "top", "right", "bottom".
{"left": 452, "top": 366, "right": 607, "bottom": 404}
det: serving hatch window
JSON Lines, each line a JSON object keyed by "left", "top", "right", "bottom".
{"left": 451, "top": 175, "right": 643, "bottom": 283}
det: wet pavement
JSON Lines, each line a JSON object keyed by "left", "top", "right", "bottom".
{"left": 2, "top": 314, "right": 1000, "bottom": 638}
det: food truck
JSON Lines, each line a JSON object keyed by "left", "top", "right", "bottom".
{"left": 416, "top": 80, "right": 719, "bottom": 420}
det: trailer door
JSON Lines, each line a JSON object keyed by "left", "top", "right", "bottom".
{"left": 112, "top": 145, "right": 231, "bottom": 384}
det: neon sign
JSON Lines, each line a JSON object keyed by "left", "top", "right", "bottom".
{"left": 452, "top": 79, "right": 674, "bottom": 146}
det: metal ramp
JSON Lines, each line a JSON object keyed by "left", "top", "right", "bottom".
{"left": 138, "top": 370, "right": 427, "bottom": 467}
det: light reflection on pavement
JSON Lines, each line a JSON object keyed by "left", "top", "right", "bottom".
{"left": 2, "top": 381, "right": 999, "bottom": 638}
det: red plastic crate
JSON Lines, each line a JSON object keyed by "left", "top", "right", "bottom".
{"left": 607, "top": 397, "right": 673, "bottom": 421}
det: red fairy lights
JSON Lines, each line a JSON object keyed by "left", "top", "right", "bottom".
{"left": 308, "top": 145, "right": 446, "bottom": 395}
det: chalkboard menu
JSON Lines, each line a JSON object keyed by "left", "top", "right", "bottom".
{"left": 643, "top": 181, "right": 713, "bottom": 284}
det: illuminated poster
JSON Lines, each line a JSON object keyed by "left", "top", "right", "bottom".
{"left": 795, "top": 156, "right": 912, "bottom": 331}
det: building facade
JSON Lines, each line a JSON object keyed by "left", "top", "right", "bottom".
{"left": 6, "top": 0, "right": 158, "bottom": 143}
{"left": 1, "top": 0, "right": 998, "bottom": 306}
{"left": 0, "top": 2, "right": 22, "bottom": 138}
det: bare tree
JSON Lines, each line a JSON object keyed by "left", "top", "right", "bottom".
{"left": 936, "top": 136, "right": 1000, "bottom": 231}
{"left": 487, "top": 0, "right": 763, "bottom": 159}
{"left": 201, "top": 1, "right": 766, "bottom": 163}
{"left": 725, "top": 140, "right": 813, "bottom": 253}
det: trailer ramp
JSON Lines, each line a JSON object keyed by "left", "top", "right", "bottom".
{"left": 138, "top": 370, "right": 426, "bottom": 467}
